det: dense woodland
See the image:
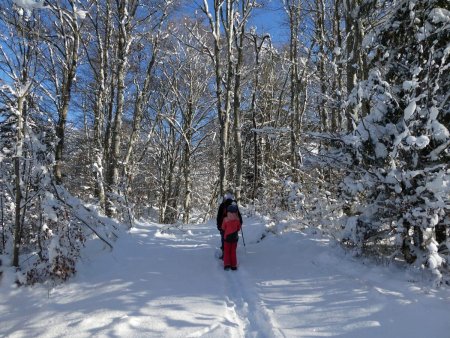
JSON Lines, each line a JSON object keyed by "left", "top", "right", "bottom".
{"left": 0, "top": 0, "right": 448, "bottom": 285}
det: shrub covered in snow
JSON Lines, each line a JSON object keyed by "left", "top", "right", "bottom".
{"left": 0, "top": 81, "right": 120, "bottom": 286}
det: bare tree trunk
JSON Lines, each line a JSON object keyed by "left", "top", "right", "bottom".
{"left": 167, "top": 167, "right": 182, "bottom": 224}
{"left": 232, "top": 3, "right": 247, "bottom": 202}
{"left": 163, "top": 157, "right": 175, "bottom": 224}
{"left": 316, "top": 0, "right": 328, "bottom": 133}
{"left": 104, "top": 67, "right": 116, "bottom": 166}
{"left": 88, "top": 0, "right": 115, "bottom": 210}
{"left": 92, "top": 65, "right": 106, "bottom": 210}
{"left": 344, "top": 0, "right": 356, "bottom": 131}
{"left": 331, "top": 0, "right": 344, "bottom": 132}
{"left": 4, "top": 12, "right": 36, "bottom": 267}
{"left": 285, "top": 0, "right": 301, "bottom": 178}
{"left": 250, "top": 34, "right": 266, "bottom": 200}
{"left": 92, "top": 99, "right": 106, "bottom": 211}
{"left": 435, "top": 223, "right": 447, "bottom": 245}
{"left": 223, "top": 0, "right": 235, "bottom": 193}
{"left": 105, "top": 0, "right": 138, "bottom": 217}
{"left": 183, "top": 101, "right": 193, "bottom": 224}
{"left": 53, "top": 4, "right": 80, "bottom": 185}
{"left": 12, "top": 96, "right": 24, "bottom": 267}
{"left": 344, "top": 0, "right": 367, "bottom": 130}
{"left": 202, "top": 0, "right": 230, "bottom": 197}
{"left": 160, "top": 125, "right": 180, "bottom": 224}
{"left": 0, "top": 175, "right": 5, "bottom": 253}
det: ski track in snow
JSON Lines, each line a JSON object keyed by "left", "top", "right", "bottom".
{"left": 222, "top": 266, "right": 282, "bottom": 338}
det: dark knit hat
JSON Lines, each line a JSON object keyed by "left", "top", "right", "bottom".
{"left": 227, "top": 204, "right": 238, "bottom": 213}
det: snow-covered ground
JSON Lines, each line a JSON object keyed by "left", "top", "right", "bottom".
{"left": 1, "top": 216, "right": 450, "bottom": 337}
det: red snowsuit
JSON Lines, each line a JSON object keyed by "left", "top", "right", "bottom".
{"left": 221, "top": 211, "right": 241, "bottom": 269}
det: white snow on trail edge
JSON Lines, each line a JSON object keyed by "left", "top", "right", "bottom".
{"left": 1, "top": 216, "right": 450, "bottom": 337}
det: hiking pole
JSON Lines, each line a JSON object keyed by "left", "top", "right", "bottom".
{"left": 240, "top": 227, "right": 246, "bottom": 247}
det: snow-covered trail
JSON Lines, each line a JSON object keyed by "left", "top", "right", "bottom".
{"left": 240, "top": 229, "right": 449, "bottom": 338}
{"left": 1, "top": 218, "right": 449, "bottom": 337}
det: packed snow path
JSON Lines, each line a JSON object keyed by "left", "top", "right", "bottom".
{"left": 1, "top": 218, "right": 450, "bottom": 337}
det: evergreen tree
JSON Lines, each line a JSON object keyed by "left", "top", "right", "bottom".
{"left": 341, "top": 0, "right": 449, "bottom": 283}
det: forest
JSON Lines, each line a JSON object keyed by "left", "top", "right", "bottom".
{"left": 0, "top": 0, "right": 448, "bottom": 286}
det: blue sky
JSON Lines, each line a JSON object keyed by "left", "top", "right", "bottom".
{"left": 247, "top": 1, "right": 289, "bottom": 44}
{"left": 181, "top": 1, "right": 289, "bottom": 45}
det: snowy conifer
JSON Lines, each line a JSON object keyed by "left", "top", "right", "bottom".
{"left": 341, "top": 0, "right": 449, "bottom": 283}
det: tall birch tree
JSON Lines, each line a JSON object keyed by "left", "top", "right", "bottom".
{"left": 41, "top": 0, "right": 83, "bottom": 185}
{"left": 201, "top": 0, "right": 235, "bottom": 198}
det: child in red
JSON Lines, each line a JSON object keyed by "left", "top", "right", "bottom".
{"left": 221, "top": 204, "right": 242, "bottom": 270}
